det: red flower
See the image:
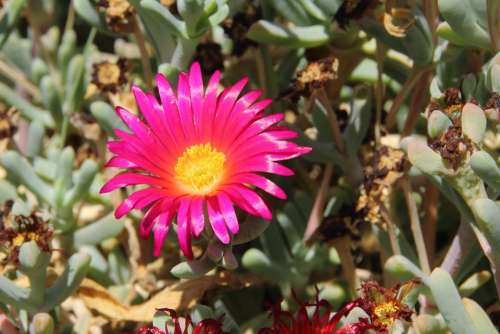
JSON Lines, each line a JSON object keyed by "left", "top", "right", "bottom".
{"left": 259, "top": 294, "right": 371, "bottom": 334}
{"left": 134, "top": 309, "right": 228, "bottom": 334}
{"left": 356, "top": 280, "right": 418, "bottom": 332}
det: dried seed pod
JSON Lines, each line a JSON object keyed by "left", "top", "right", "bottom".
{"left": 294, "top": 57, "right": 339, "bottom": 96}
{"left": 96, "top": 0, "right": 136, "bottom": 33}
{"left": 91, "top": 59, "right": 128, "bottom": 94}
{"left": 334, "top": 0, "right": 379, "bottom": 28}
{"left": 222, "top": 3, "right": 260, "bottom": 56}
{"left": 356, "top": 146, "right": 407, "bottom": 226}
{"left": 383, "top": 0, "right": 416, "bottom": 37}
{"left": 0, "top": 104, "right": 18, "bottom": 153}
{"left": 0, "top": 202, "right": 53, "bottom": 265}
{"left": 193, "top": 42, "right": 224, "bottom": 76}
{"left": 430, "top": 120, "right": 474, "bottom": 170}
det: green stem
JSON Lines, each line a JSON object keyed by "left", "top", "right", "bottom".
{"left": 401, "top": 178, "right": 431, "bottom": 274}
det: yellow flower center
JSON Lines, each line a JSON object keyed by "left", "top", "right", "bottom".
{"left": 97, "top": 63, "right": 121, "bottom": 85}
{"left": 373, "top": 301, "right": 400, "bottom": 327}
{"left": 174, "top": 143, "right": 226, "bottom": 195}
{"left": 12, "top": 231, "right": 39, "bottom": 247}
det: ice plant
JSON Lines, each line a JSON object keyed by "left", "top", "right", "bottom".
{"left": 101, "top": 62, "right": 311, "bottom": 258}
{"left": 259, "top": 293, "right": 371, "bottom": 334}
{"left": 357, "top": 280, "right": 418, "bottom": 332}
{"left": 135, "top": 309, "right": 228, "bottom": 334}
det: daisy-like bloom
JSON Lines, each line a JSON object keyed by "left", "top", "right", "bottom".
{"left": 357, "top": 280, "right": 418, "bottom": 332}
{"left": 101, "top": 62, "right": 311, "bottom": 258}
{"left": 135, "top": 309, "right": 227, "bottom": 334}
{"left": 259, "top": 293, "right": 371, "bottom": 334}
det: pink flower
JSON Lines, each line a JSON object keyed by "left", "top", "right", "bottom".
{"left": 101, "top": 62, "right": 311, "bottom": 258}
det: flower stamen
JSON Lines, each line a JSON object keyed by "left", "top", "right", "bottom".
{"left": 175, "top": 143, "right": 226, "bottom": 195}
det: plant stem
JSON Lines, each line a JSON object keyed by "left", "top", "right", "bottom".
{"left": 132, "top": 18, "right": 153, "bottom": 91}
{"left": 335, "top": 236, "right": 359, "bottom": 295}
{"left": 374, "top": 41, "right": 386, "bottom": 146}
{"left": 317, "top": 88, "right": 345, "bottom": 154}
{"left": 0, "top": 58, "right": 40, "bottom": 98}
{"left": 441, "top": 219, "right": 479, "bottom": 278}
{"left": 379, "top": 204, "right": 402, "bottom": 255}
{"left": 422, "top": 183, "right": 439, "bottom": 263}
{"left": 401, "top": 178, "right": 431, "bottom": 274}
{"left": 385, "top": 67, "right": 428, "bottom": 129}
{"left": 304, "top": 163, "right": 333, "bottom": 241}
{"left": 402, "top": 69, "right": 432, "bottom": 136}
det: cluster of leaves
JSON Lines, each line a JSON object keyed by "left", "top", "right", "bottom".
{"left": 0, "top": 0, "right": 498, "bottom": 333}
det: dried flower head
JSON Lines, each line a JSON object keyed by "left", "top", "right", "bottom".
{"left": 101, "top": 63, "right": 311, "bottom": 258}
{"left": 295, "top": 57, "right": 339, "bottom": 95}
{"left": 356, "top": 146, "right": 406, "bottom": 226}
{"left": 193, "top": 42, "right": 224, "bottom": 76}
{"left": 427, "top": 88, "right": 464, "bottom": 119}
{"left": 334, "top": 0, "right": 378, "bottom": 28}
{"left": 0, "top": 201, "right": 53, "bottom": 264}
{"left": 97, "top": 0, "right": 136, "bottom": 33}
{"left": 0, "top": 104, "right": 17, "bottom": 153}
{"left": 222, "top": 4, "right": 260, "bottom": 56}
{"left": 357, "top": 280, "right": 419, "bottom": 331}
{"left": 383, "top": 0, "right": 415, "bottom": 37}
{"left": 314, "top": 206, "right": 362, "bottom": 243}
{"left": 484, "top": 92, "right": 500, "bottom": 116}
{"left": 91, "top": 59, "right": 128, "bottom": 94}
{"left": 430, "top": 120, "right": 473, "bottom": 170}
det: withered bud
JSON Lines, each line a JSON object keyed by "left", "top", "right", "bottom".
{"left": 222, "top": 4, "right": 260, "bottom": 56}
{"left": 294, "top": 57, "right": 339, "bottom": 95}
{"left": 0, "top": 202, "right": 53, "bottom": 265}
{"left": 430, "top": 121, "right": 473, "bottom": 170}
{"left": 97, "top": 0, "right": 136, "bottom": 33}
{"left": 383, "top": 0, "right": 415, "bottom": 38}
{"left": 193, "top": 42, "right": 224, "bottom": 76}
{"left": 334, "top": 0, "right": 378, "bottom": 28}
{"left": 91, "top": 59, "right": 128, "bottom": 94}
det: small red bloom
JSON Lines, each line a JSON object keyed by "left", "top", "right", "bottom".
{"left": 259, "top": 294, "right": 370, "bottom": 334}
{"left": 356, "top": 280, "right": 418, "bottom": 332}
{"left": 134, "top": 309, "right": 228, "bottom": 334}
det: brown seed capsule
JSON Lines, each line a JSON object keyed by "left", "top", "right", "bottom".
{"left": 334, "top": 0, "right": 379, "bottom": 28}
{"left": 222, "top": 4, "right": 260, "bottom": 56}
{"left": 356, "top": 146, "right": 406, "bottom": 226}
{"left": 383, "top": 0, "right": 415, "bottom": 38}
{"left": 97, "top": 0, "right": 136, "bottom": 33}
{"left": 294, "top": 57, "right": 339, "bottom": 96}
{"left": 91, "top": 59, "right": 128, "bottom": 94}
{"left": 430, "top": 121, "right": 473, "bottom": 170}
{"left": 0, "top": 202, "right": 53, "bottom": 265}
{"left": 193, "top": 42, "right": 224, "bottom": 76}
{"left": 0, "top": 104, "right": 18, "bottom": 153}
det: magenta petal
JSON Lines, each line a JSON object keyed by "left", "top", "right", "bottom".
{"left": 235, "top": 159, "right": 294, "bottom": 176}
{"left": 207, "top": 198, "right": 230, "bottom": 244}
{"left": 217, "top": 193, "right": 239, "bottom": 234}
{"left": 203, "top": 70, "right": 221, "bottom": 141}
{"left": 153, "top": 213, "right": 171, "bottom": 257}
{"left": 177, "top": 198, "right": 193, "bottom": 259}
{"left": 227, "top": 185, "right": 272, "bottom": 220}
{"left": 139, "top": 199, "right": 168, "bottom": 239}
{"left": 105, "top": 156, "right": 138, "bottom": 169}
{"left": 176, "top": 72, "right": 195, "bottom": 140}
{"left": 100, "top": 172, "right": 164, "bottom": 193}
{"left": 115, "top": 188, "right": 165, "bottom": 219}
{"left": 235, "top": 174, "right": 287, "bottom": 199}
{"left": 188, "top": 62, "right": 204, "bottom": 134}
{"left": 190, "top": 198, "right": 205, "bottom": 238}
